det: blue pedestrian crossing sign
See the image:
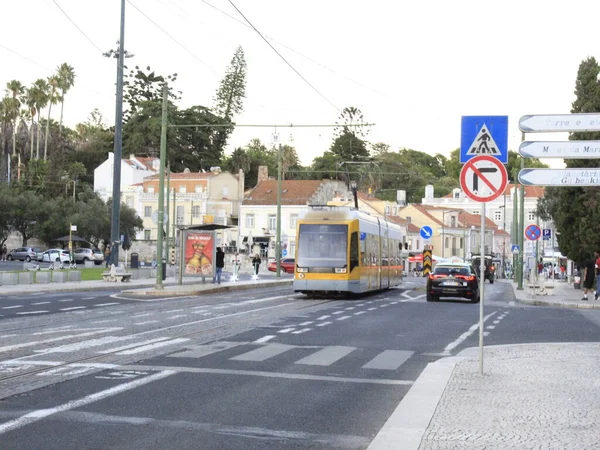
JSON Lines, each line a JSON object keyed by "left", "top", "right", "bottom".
{"left": 460, "top": 116, "right": 508, "bottom": 164}
{"left": 511, "top": 244, "right": 519, "bottom": 254}
{"left": 420, "top": 226, "right": 433, "bottom": 240}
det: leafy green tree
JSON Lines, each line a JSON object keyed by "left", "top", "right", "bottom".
{"left": 310, "top": 151, "right": 342, "bottom": 180}
{"left": 123, "top": 66, "right": 179, "bottom": 120}
{"left": 538, "top": 57, "right": 600, "bottom": 264}
{"left": 213, "top": 46, "right": 247, "bottom": 154}
{"left": 331, "top": 107, "right": 370, "bottom": 162}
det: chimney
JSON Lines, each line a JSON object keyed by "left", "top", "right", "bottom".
{"left": 396, "top": 190, "right": 406, "bottom": 206}
{"left": 425, "top": 184, "right": 434, "bottom": 199}
{"left": 257, "top": 166, "right": 269, "bottom": 183}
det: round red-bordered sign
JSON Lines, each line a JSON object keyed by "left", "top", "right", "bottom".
{"left": 460, "top": 155, "right": 508, "bottom": 202}
{"left": 525, "top": 224, "right": 541, "bottom": 241}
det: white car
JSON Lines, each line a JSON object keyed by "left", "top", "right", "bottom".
{"left": 40, "top": 249, "right": 72, "bottom": 264}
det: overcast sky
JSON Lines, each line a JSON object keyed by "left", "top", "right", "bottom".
{"left": 2, "top": 0, "right": 597, "bottom": 169}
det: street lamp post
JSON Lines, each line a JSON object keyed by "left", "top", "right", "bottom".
{"left": 103, "top": 1, "right": 133, "bottom": 267}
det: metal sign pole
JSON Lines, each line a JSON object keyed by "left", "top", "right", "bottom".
{"left": 479, "top": 202, "right": 485, "bottom": 375}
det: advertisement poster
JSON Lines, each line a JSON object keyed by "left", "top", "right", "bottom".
{"left": 183, "top": 231, "right": 214, "bottom": 276}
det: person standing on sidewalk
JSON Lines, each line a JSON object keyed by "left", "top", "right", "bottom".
{"left": 582, "top": 258, "right": 595, "bottom": 300}
{"left": 213, "top": 247, "right": 225, "bottom": 284}
{"left": 595, "top": 250, "right": 600, "bottom": 300}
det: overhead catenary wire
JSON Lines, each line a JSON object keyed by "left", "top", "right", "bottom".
{"left": 50, "top": 0, "right": 104, "bottom": 54}
{"left": 227, "top": 0, "right": 341, "bottom": 113}
{"left": 198, "top": 0, "right": 396, "bottom": 102}
{"left": 126, "top": 0, "right": 220, "bottom": 76}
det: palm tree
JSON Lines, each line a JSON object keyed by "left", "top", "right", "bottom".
{"left": 5, "top": 80, "right": 24, "bottom": 157}
{"left": 23, "top": 87, "right": 37, "bottom": 160}
{"left": 31, "top": 79, "right": 49, "bottom": 160}
{"left": 56, "top": 63, "right": 75, "bottom": 135}
{"left": 43, "top": 75, "right": 60, "bottom": 160}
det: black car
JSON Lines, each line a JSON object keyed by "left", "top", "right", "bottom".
{"left": 471, "top": 254, "right": 495, "bottom": 284}
{"left": 426, "top": 263, "right": 480, "bottom": 303}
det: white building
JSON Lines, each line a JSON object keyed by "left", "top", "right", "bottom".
{"left": 94, "top": 152, "right": 159, "bottom": 201}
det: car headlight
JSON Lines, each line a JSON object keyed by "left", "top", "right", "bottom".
{"left": 334, "top": 268, "right": 347, "bottom": 274}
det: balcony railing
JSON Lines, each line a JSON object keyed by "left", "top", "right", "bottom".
{"left": 139, "top": 192, "right": 208, "bottom": 201}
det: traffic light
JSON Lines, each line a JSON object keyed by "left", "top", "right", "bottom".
{"left": 122, "top": 233, "right": 131, "bottom": 251}
{"left": 404, "top": 242, "right": 409, "bottom": 250}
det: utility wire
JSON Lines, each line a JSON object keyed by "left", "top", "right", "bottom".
{"left": 227, "top": 0, "right": 340, "bottom": 113}
{"left": 200, "top": 0, "right": 395, "bottom": 102}
{"left": 126, "top": 0, "right": 220, "bottom": 76}
{"left": 50, "top": 0, "right": 104, "bottom": 54}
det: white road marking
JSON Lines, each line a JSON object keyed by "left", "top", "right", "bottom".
{"left": 133, "top": 320, "right": 160, "bottom": 326}
{"left": 483, "top": 331, "right": 490, "bottom": 337}
{"left": 93, "top": 303, "right": 120, "bottom": 307}
{"left": 443, "top": 311, "right": 497, "bottom": 354}
{"left": 231, "top": 344, "right": 294, "bottom": 362}
{"left": 367, "top": 307, "right": 377, "bottom": 311}
{"left": 1, "top": 305, "right": 23, "bottom": 310}
{"left": 298, "top": 321, "right": 313, "bottom": 326}
{"left": 391, "top": 302, "right": 399, "bottom": 305}
{"left": 336, "top": 316, "right": 351, "bottom": 321}
{"left": 0, "top": 334, "right": 17, "bottom": 338}
{"left": 132, "top": 313, "right": 154, "bottom": 318}
{"left": 486, "top": 325, "right": 496, "bottom": 330}
{"left": 0, "top": 371, "right": 175, "bottom": 435}
{"left": 90, "top": 319, "right": 118, "bottom": 324}
{"left": 253, "top": 335, "right": 276, "bottom": 344}
{"left": 277, "top": 328, "right": 295, "bottom": 334}
{"left": 38, "top": 336, "right": 136, "bottom": 353}
{"left": 31, "top": 302, "right": 50, "bottom": 305}
{"left": 296, "top": 346, "right": 355, "bottom": 366}
{"left": 380, "top": 304, "right": 389, "bottom": 308}
{"left": 98, "top": 338, "right": 171, "bottom": 354}
{"left": 60, "top": 306, "right": 86, "bottom": 311}
{"left": 58, "top": 299, "right": 73, "bottom": 303}
{"left": 362, "top": 350, "right": 413, "bottom": 370}
{"left": 291, "top": 328, "right": 311, "bottom": 334}
{"left": 115, "top": 338, "right": 189, "bottom": 355}
{"left": 164, "top": 309, "right": 185, "bottom": 314}
{"left": 354, "top": 311, "right": 366, "bottom": 315}
{"left": 332, "top": 311, "right": 344, "bottom": 315}
{"left": 344, "top": 307, "right": 355, "bottom": 311}
{"left": 316, "top": 321, "right": 332, "bottom": 327}
{"left": 317, "top": 315, "right": 331, "bottom": 320}
{"left": 16, "top": 311, "right": 48, "bottom": 315}
{"left": 82, "top": 297, "right": 96, "bottom": 300}
{"left": 191, "top": 311, "right": 212, "bottom": 315}
{"left": 167, "top": 315, "right": 187, "bottom": 320}
{"left": 0, "top": 328, "right": 122, "bottom": 353}
{"left": 493, "top": 320, "right": 500, "bottom": 324}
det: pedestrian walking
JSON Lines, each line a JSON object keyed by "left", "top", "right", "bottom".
{"left": 0, "top": 244, "right": 6, "bottom": 261}
{"left": 581, "top": 258, "right": 595, "bottom": 300}
{"left": 252, "top": 253, "right": 261, "bottom": 277}
{"left": 213, "top": 247, "right": 224, "bottom": 284}
{"left": 104, "top": 244, "right": 111, "bottom": 268}
{"left": 595, "top": 250, "right": 600, "bottom": 300}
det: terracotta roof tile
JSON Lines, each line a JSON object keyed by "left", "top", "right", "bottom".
{"left": 243, "top": 180, "right": 326, "bottom": 205}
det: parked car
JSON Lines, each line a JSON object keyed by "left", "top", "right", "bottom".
{"left": 426, "top": 263, "right": 480, "bottom": 303}
{"left": 6, "top": 247, "right": 41, "bottom": 262}
{"left": 73, "top": 248, "right": 104, "bottom": 265}
{"left": 268, "top": 258, "right": 296, "bottom": 274}
{"left": 40, "top": 249, "right": 72, "bottom": 264}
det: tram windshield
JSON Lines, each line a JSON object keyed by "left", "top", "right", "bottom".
{"left": 297, "top": 224, "right": 348, "bottom": 267}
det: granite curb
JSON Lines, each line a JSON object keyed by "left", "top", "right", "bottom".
{"left": 121, "top": 279, "right": 294, "bottom": 297}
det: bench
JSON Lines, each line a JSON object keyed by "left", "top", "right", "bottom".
{"left": 102, "top": 265, "right": 132, "bottom": 282}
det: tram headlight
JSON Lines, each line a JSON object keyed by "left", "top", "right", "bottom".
{"left": 335, "top": 268, "right": 347, "bottom": 274}
{"left": 298, "top": 273, "right": 305, "bottom": 278}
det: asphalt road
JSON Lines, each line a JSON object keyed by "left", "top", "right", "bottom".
{"left": 0, "top": 279, "right": 599, "bottom": 449}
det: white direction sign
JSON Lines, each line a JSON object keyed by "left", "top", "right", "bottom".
{"left": 519, "top": 141, "right": 600, "bottom": 159}
{"left": 518, "top": 168, "right": 600, "bottom": 186}
{"left": 460, "top": 155, "right": 508, "bottom": 202}
{"left": 519, "top": 113, "right": 600, "bottom": 133}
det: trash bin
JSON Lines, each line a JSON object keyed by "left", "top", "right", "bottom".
{"left": 130, "top": 252, "right": 139, "bottom": 269}
{"left": 162, "top": 258, "right": 167, "bottom": 281}
{"left": 574, "top": 276, "right": 581, "bottom": 289}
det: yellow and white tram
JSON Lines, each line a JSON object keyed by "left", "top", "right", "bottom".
{"left": 293, "top": 206, "right": 404, "bottom": 295}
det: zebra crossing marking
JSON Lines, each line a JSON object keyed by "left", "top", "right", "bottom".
{"left": 361, "top": 350, "right": 413, "bottom": 371}
{"left": 231, "top": 343, "right": 295, "bottom": 362}
{"left": 296, "top": 346, "right": 355, "bottom": 366}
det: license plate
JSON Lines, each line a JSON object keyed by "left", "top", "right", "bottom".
{"left": 441, "top": 280, "right": 459, "bottom": 286}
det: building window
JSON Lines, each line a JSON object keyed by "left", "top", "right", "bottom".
{"left": 450, "top": 216, "right": 456, "bottom": 227}
{"left": 192, "top": 206, "right": 200, "bottom": 218}
{"left": 177, "top": 206, "right": 185, "bottom": 225}
{"left": 223, "top": 186, "right": 229, "bottom": 197}
{"left": 528, "top": 211, "right": 535, "bottom": 221}
{"left": 246, "top": 214, "right": 254, "bottom": 228}
{"left": 494, "top": 210, "right": 502, "bottom": 221}
{"left": 144, "top": 230, "right": 151, "bottom": 240}
{"left": 147, "top": 187, "right": 154, "bottom": 194}
{"left": 445, "top": 237, "right": 449, "bottom": 249}
{"left": 195, "top": 185, "right": 203, "bottom": 193}
{"left": 472, "top": 210, "right": 479, "bottom": 215}
{"left": 126, "top": 196, "right": 134, "bottom": 208}
{"left": 268, "top": 215, "right": 276, "bottom": 232}
{"left": 392, "top": 207, "right": 397, "bottom": 216}
{"left": 416, "top": 239, "right": 420, "bottom": 249}
{"left": 144, "top": 206, "right": 152, "bottom": 217}
{"left": 290, "top": 214, "right": 298, "bottom": 229}
{"left": 460, "top": 238, "right": 464, "bottom": 249}
{"left": 179, "top": 186, "right": 186, "bottom": 194}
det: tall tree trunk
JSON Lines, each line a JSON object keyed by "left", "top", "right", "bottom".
{"left": 59, "top": 98, "right": 64, "bottom": 135}
{"left": 30, "top": 119, "right": 35, "bottom": 160}
{"left": 36, "top": 118, "right": 41, "bottom": 160}
{"left": 12, "top": 123, "right": 16, "bottom": 157}
{"left": 44, "top": 102, "right": 53, "bottom": 160}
